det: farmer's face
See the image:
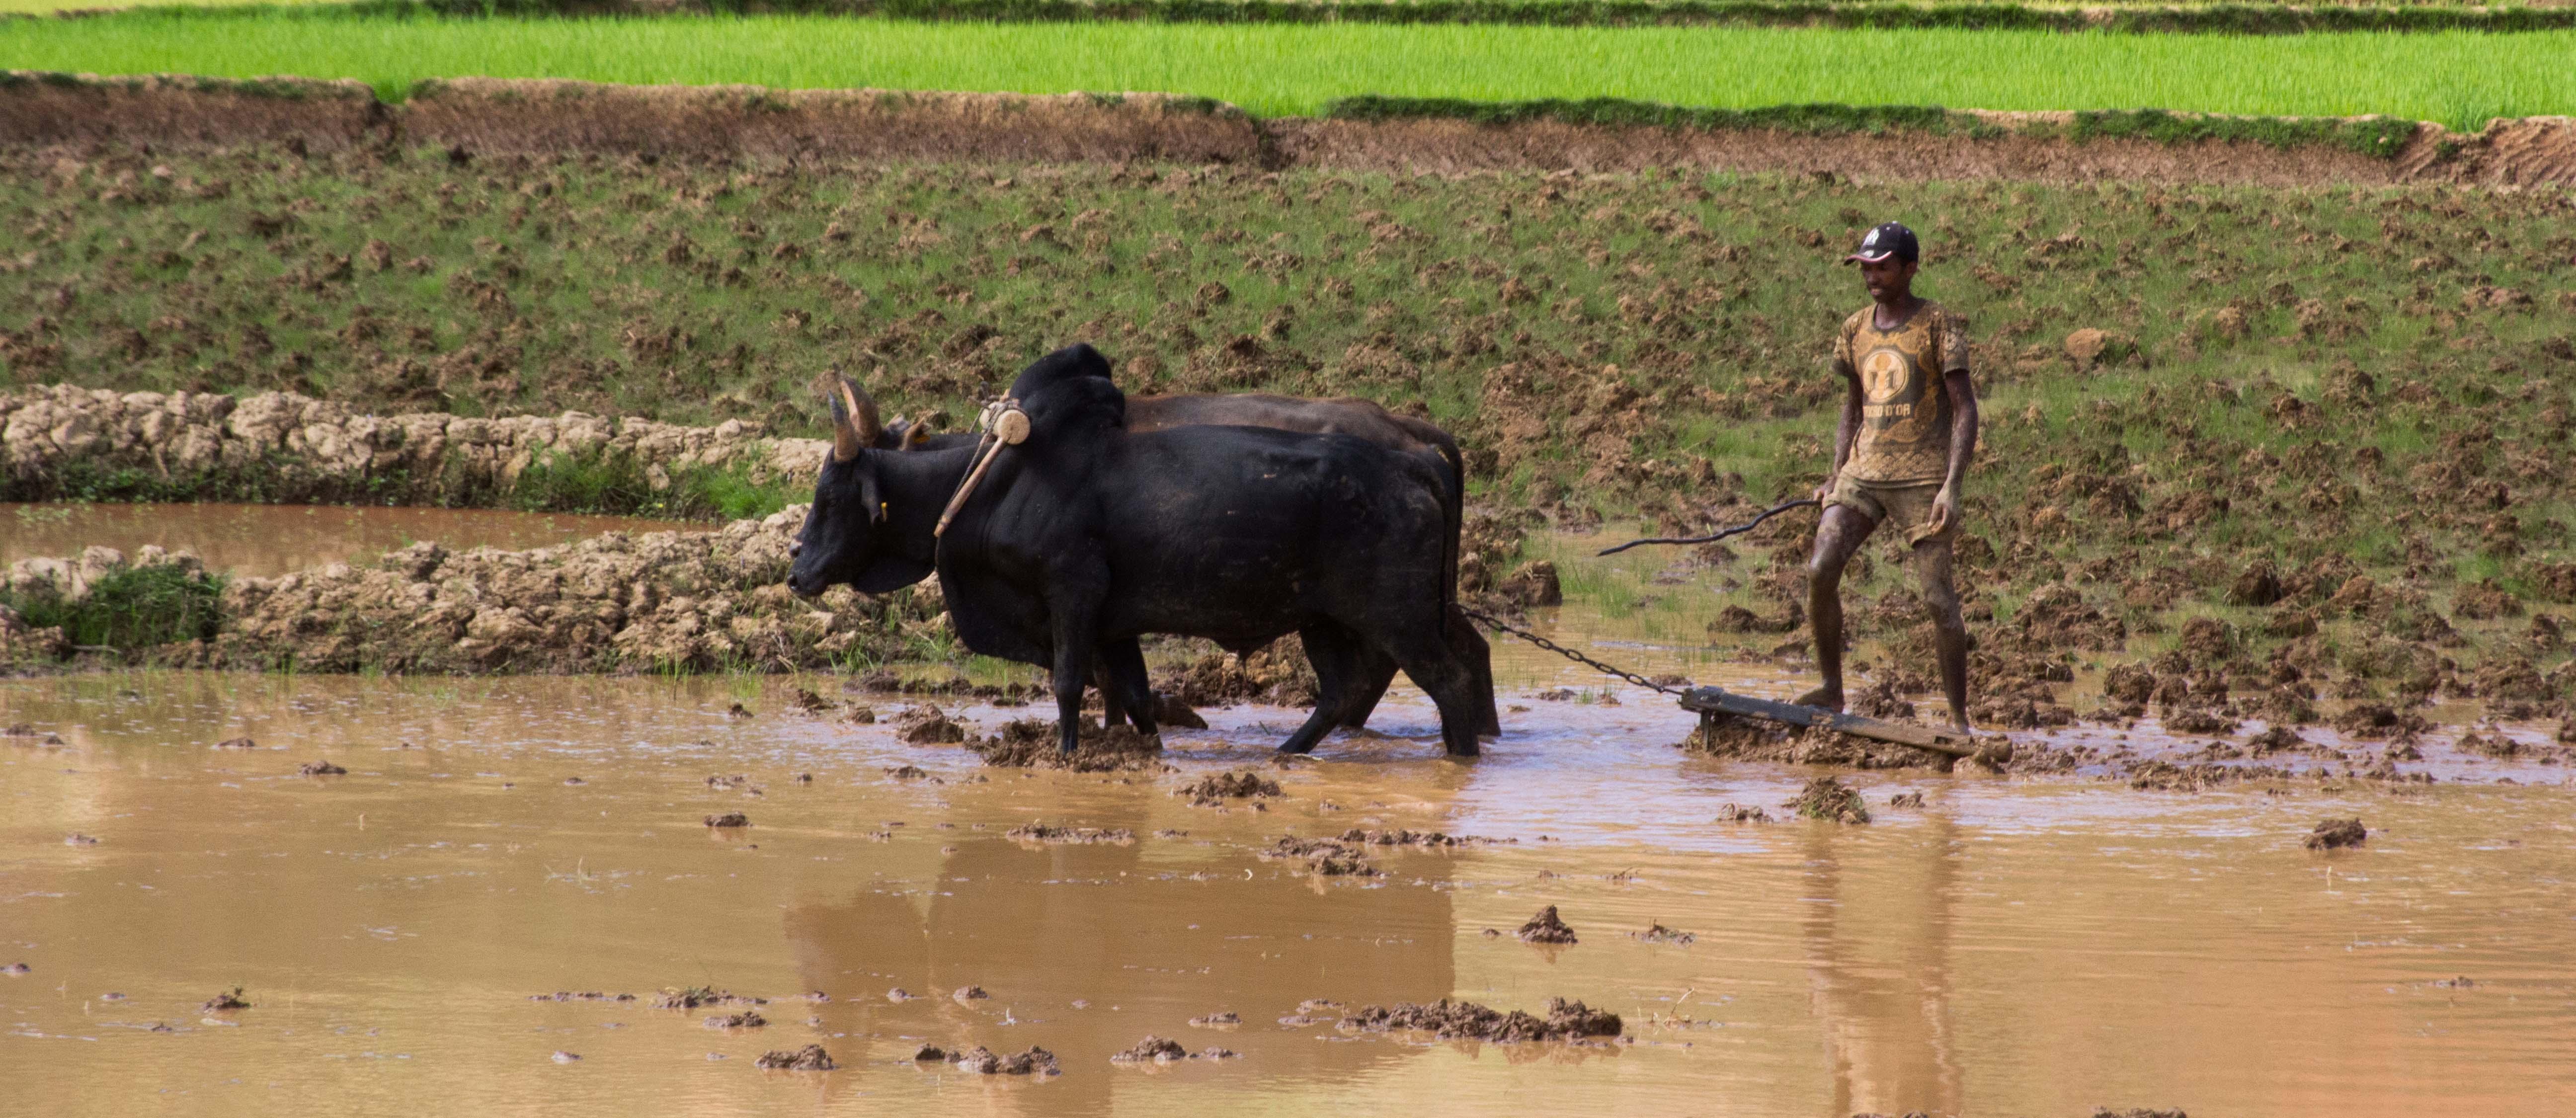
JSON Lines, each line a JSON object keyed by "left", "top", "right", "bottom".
{"left": 1859, "top": 258, "right": 1916, "bottom": 301}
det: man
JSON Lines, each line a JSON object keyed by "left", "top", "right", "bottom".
{"left": 1798, "top": 221, "right": 1980, "bottom": 732}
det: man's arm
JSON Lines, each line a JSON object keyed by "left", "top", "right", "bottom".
{"left": 1927, "top": 366, "right": 1978, "bottom": 531}
{"left": 1816, "top": 366, "right": 1862, "bottom": 502}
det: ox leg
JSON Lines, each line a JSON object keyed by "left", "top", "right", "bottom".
{"left": 1448, "top": 605, "right": 1503, "bottom": 738}
{"left": 1048, "top": 607, "right": 1102, "bottom": 756}
{"left": 1089, "top": 662, "right": 1127, "bottom": 729}
{"left": 1375, "top": 625, "right": 1483, "bottom": 758}
{"left": 1097, "top": 638, "right": 1158, "bottom": 738}
{"left": 1337, "top": 644, "right": 1397, "bottom": 730}
{"left": 1279, "top": 623, "right": 1363, "bottom": 755}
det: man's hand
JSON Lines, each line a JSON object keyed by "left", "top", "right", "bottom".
{"left": 1925, "top": 483, "right": 1958, "bottom": 537}
{"left": 1813, "top": 475, "right": 1836, "bottom": 504}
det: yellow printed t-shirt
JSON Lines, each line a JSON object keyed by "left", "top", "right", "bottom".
{"left": 1832, "top": 301, "right": 1970, "bottom": 483}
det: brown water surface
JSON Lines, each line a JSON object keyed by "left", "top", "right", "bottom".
{"left": 6, "top": 662, "right": 2574, "bottom": 1117}
{"left": 2, "top": 502, "right": 699, "bottom": 576}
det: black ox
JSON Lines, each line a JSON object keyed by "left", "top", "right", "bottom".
{"left": 787, "top": 344, "right": 1490, "bottom": 757}
{"left": 873, "top": 388, "right": 1498, "bottom": 738}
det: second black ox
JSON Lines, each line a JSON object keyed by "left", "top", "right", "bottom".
{"left": 785, "top": 344, "right": 1489, "bottom": 757}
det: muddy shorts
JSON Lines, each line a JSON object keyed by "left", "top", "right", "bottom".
{"left": 1827, "top": 476, "right": 1953, "bottom": 548}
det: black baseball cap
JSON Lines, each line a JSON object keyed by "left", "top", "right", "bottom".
{"left": 1845, "top": 221, "right": 1919, "bottom": 264}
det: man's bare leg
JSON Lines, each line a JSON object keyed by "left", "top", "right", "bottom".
{"left": 1912, "top": 537, "right": 1973, "bottom": 732}
{"left": 1796, "top": 504, "right": 1879, "bottom": 711}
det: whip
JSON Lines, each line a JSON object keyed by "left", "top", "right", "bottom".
{"left": 1594, "top": 498, "right": 1821, "bottom": 557}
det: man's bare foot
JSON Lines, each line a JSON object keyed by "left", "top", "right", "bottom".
{"left": 1793, "top": 686, "right": 1844, "bottom": 711}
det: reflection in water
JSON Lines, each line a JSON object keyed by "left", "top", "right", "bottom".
{"left": 1, "top": 501, "right": 698, "bottom": 576}
{"left": 3, "top": 671, "right": 2575, "bottom": 1118}
{"left": 1802, "top": 815, "right": 1961, "bottom": 1117}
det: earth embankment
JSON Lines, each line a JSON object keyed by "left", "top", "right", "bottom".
{"left": 6, "top": 72, "right": 2576, "bottom": 187}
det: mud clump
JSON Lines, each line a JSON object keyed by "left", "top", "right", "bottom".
{"left": 212, "top": 737, "right": 257, "bottom": 750}
{"left": 298, "top": 759, "right": 347, "bottom": 776}
{"left": 528, "top": 991, "right": 636, "bottom": 1003}
{"left": 1788, "top": 776, "right": 1872, "bottom": 823}
{"left": 895, "top": 705, "right": 966, "bottom": 745}
{"left": 1516, "top": 905, "right": 1579, "bottom": 945}
{"left": 2091, "top": 1109, "right": 2189, "bottom": 1118}
{"left": 705, "top": 1010, "right": 768, "bottom": 1029}
{"left": 946, "top": 1044, "right": 1058, "bottom": 1075}
{"left": 1, "top": 962, "right": 29, "bottom": 976}
{"left": 1260, "top": 835, "right": 1380, "bottom": 877}
{"left": 2305, "top": 818, "right": 2368, "bottom": 850}
{"left": 2331, "top": 704, "right": 2427, "bottom": 740}
{"left": 1109, "top": 1036, "right": 1190, "bottom": 1064}
{"left": 201, "top": 986, "right": 250, "bottom": 1012}
{"left": 2161, "top": 707, "right": 2239, "bottom": 736}
{"left": 654, "top": 986, "right": 762, "bottom": 1010}
{"left": 1178, "top": 768, "right": 1281, "bottom": 805}
{"left": 969, "top": 718, "right": 1164, "bottom": 772}
{"left": 754, "top": 1044, "right": 836, "bottom": 1070}
{"left": 1155, "top": 638, "right": 1319, "bottom": 708}
{"left": 704, "top": 812, "right": 750, "bottom": 828}
{"left": 1344, "top": 997, "right": 1621, "bottom": 1042}
{"left": 1005, "top": 823, "right": 1135, "bottom": 845}
{"left": 1633, "top": 924, "right": 1696, "bottom": 946}
{"left": 1339, "top": 827, "right": 1498, "bottom": 848}
{"left": 1188, "top": 1011, "right": 1241, "bottom": 1028}
{"left": 1713, "top": 803, "right": 1772, "bottom": 823}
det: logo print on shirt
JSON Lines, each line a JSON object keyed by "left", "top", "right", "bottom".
{"left": 1860, "top": 347, "right": 1914, "bottom": 404}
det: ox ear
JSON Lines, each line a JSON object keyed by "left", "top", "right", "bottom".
{"left": 901, "top": 416, "right": 934, "bottom": 450}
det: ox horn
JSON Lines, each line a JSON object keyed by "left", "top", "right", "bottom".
{"left": 818, "top": 370, "right": 881, "bottom": 462}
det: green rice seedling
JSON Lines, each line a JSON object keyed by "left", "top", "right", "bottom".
{"left": 0, "top": 14, "right": 2570, "bottom": 127}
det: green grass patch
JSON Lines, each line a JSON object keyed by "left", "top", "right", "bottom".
{"left": 0, "top": 12, "right": 2569, "bottom": 126}
{"left": 500, "top": 452, "right": 803, "bottom": 520}
{"left": 0, "top": 562, "right": 226, "bottom": 651}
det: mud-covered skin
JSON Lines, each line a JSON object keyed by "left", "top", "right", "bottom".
{"left": 790, "top": 347, "right": 1489, "bottom": 757}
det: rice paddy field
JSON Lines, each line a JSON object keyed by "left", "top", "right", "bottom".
{"left": 3, "top": 11, "right": 2573, "bottom": 127}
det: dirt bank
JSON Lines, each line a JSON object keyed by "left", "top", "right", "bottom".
{"left": 5, "top": 72, "right": 2575, "bottom": 187}
{"left": 0, "top": 384, "right": 824, "bottom": 507}
{"left": 1, "top": 507, "right": 947, "bottom": 673}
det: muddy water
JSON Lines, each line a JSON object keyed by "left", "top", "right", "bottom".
{"left": 6, "top": 662, "right": 2575, "bottom": 1118}
{"left": 1, "top": 502, "right": 698, "bottom": 576}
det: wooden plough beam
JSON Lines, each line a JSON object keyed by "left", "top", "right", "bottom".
{"left": 1677, "top": 686, "right": 1979, "bottom": 758}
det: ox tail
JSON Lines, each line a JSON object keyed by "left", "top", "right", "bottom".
{"left": 1432, "top": 433, "right": 1465, "bottom": 641}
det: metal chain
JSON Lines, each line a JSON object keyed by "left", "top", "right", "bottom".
{"left": 1457, "top": 605, "right": 1687, "bottom": 697}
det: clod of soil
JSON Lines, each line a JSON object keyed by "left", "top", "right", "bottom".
{"left": 2162, "top": 707, "right": 2239, "bottom": 736}
{"left": 2305, "top": 818, "right": 2368, "bottom": 850}
{"left": 2332, "top": 704, "right": 2427, "bottom": 740}
{"left": 705, "top": 1010, "right": 767, "bottom": 1029}
{"left": 886, "top": 988, "right": 914, "bottom": 1003}
{"left": 2091, "top": 1109, "right": 2189, "bottom": 1118}
{"left": 949, "top": 1045, "right": 1058, "bottom": 1075}
{"left": 1188, "top": 1012, "right": 1240, "bottom": 1028}
{"left": 1887, "top": 791, "right": 1926, "bottom": 809}
{"left": 1788, "top": 776, "right": 1872, "bottom": 823}
{"left": 952, "top": 986, "right": 989, "bottom": 1003}
{"left": 790, "top": 689, "right": 833, "bottom": 713}
{"left": 1260, "top": 835, "right": 1380, "bottom": 877}
{"left": 1178, "top": 768, "right": 1281, "bottom": 804}
{"left": 1339, "top": 829, "right": 1504, "bottom": 845}
{"left": 1516, "top": 905, "right": 1578, "bottom": 945}
{"left": 551, "top": 1050, "right": 581, "bottom": 1063}
{"left": 1633, "top": 924, "right": 1696, "bottom": 946}
{"left": 754, "top": 1044, "right": 836, "bottom": 1070}
{"left": 64, "top": 832, "right": 100, "bottom": 846}
{"left": 528, "top": 991, "right": 635, "bottom": 1002}
{"left": 969, "top": 718, "right": 1164, "bottom": 772}
{"left": 212, "top": 737, "right": 257, "bottom": 749}
{"left": 727, "top": 703, "right": 754, "bottom": 719}
{"left": 1005, "top": 824, "right": 1135, "bottom": 845}
{"left": 1110, "top": 1036, "right": 1191, "bottom": 1064}
{"left": 911, "top": 1044, "right": 945, "bottom": 1060}
{"left": 1714, "top": 803, "right": 1772, "bottom": 823}
{"left": 895, "top": 705, "right": 966, "bottom": 745}
{"left": 2, "top": 962, "right": 30, "bottom": 976}
{"left": 201, "top": 986, "right": 250, "bottom": 1012}
{"left": 845, "top": 706, "right": 879, "bottom": 724}
{"left": 704, "top": 812, "right": 751, "bottom": 828}
{"left": 298, "top": 759, "right": 347, "bottom": 776}
{"left": 654, "top": 986, "right": 762, "bottom": 1010}
{"left": 885, "top": 765, "right": 928, "bottom": 779}
{"left": 1344, "top": 997, "right": 1620, "bottom": 1042}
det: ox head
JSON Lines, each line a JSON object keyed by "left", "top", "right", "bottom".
{"left": 786, "top": 373, "right": 935, "bottom": 598}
